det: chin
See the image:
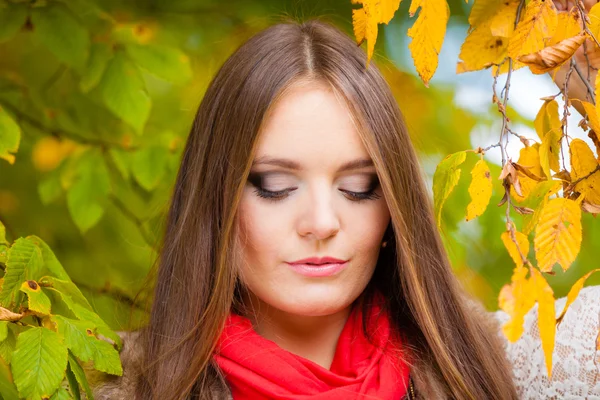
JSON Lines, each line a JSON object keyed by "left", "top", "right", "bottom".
{"left": 272, "top": 285, "right": 361, "bottom": 317}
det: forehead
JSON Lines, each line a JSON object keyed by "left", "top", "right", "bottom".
{"left": 254, "top": 82, "right": 370, "bottom": 167}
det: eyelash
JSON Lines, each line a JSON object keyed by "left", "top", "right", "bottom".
{"left": 250, "top": 181, "right": 381, "bottom": 203}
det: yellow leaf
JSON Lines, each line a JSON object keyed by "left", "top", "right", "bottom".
{"left": 534, "top": 197, "right": 582, "bottom": 272}
{"left": 518, "top": 33, "right": 586, "bottom": 74}
{"left": 534, "top": 99, "right": 561, "bottom": 140}
{"left": 546, "top": 10, "right": 582, "bottom": 47}
{"left": 539, "top": 128, "right": 562, "bottom": 178}
{"left": 407, "top": 0, "right": 450, "bottom": 86}
{"left": 507, "top": 0, "right": 558, "bottom": 60}
{"left": 352, "top": 3, "right": 378, "bottom": 64}
{"left": 489, "top": 0, "right": 520, "bottom": 37}
{"left": 468, "top": 0, "right": 505, "bottom": 28}
{"left": 510, "top": 144, "right": 544, "bottom": 202}
{"left": 580, "top": 100, "right": 600, "bottom": 133}
{"left": 499, "top": 264, "right": 536, "bottom": 342}
{"left": 501, "top": 230, "right": 530, "bottom": 267}
{"left": 589, "top": 3, "right": 600, "bottom": 40}
{"left": 570, "top": 138, "right": 600, "bottom": 204}
{"left": 352, "top": 0, "right": 402, "bottom": 65}
{"left": 378, "top": 0, "right": 402, "bottom": 24}
{"left": 457, "top": 20, "right": 508, "bottom": 73}
{"left": 531, "top": 267, "right": 556, "bottom": 379}
{"left": 521, "top": 180, "right": 562, "bottom": 235}
{"left": 466, "top": 159, "right": 492, "bottom": 220}
{"left": 556, "top": 268, "right": 600, "bottom": 325}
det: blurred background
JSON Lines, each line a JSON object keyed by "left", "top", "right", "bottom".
{"left": 1, "top": 0, "right": 598, "bottom": 332}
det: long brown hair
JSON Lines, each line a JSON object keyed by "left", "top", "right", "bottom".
{"left": 135, "top": 17, "right": 517, "bottom": 400}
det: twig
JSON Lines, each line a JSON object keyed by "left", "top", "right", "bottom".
{"left": 573, "top": 61, "right": 596, "bottom": 104}
{"left": 570, "top": 164, "right": 600, "bottom": 187}
{"left": 561, "top": 58, "right": 577, "bottom": 171}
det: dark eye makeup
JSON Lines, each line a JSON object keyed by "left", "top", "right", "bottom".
{"left": 247, "top": 172, "right": 382, "bottom": 203}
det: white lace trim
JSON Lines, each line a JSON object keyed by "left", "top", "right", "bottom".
{"left": 493, "top": 285, "right": 600, "bottom": 399}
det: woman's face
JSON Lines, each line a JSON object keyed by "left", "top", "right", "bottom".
{"left": 236, "top": 81, "right": 391, "bottom": 318}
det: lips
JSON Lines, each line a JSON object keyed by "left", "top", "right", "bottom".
{"left": 288, "top": 256, "right": 347, "bottom": 265}
{"left": 286, "top": 257, "right": 349, "bottom": 277}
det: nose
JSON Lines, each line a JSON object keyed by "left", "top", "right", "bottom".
{"left": 296, "top": 183, "right": 340, "bottom": 241}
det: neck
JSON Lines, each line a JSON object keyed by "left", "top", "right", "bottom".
{"left": 242, "top": 293, "right": 352, "bottom": 370}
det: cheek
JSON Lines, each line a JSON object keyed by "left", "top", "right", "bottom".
{"left": 237, "top": 192, "right": 286, "bottom": 263}
{"left": 350, "top": 202, "right": 390, "bottom": 256}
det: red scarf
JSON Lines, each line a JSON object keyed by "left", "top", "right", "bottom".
{"left": 213, "top": 296, "right": 411, "bottom": 399}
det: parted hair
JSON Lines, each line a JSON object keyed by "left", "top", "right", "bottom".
{"left": 133, "top": 17, "right": 518, "bottom": 400}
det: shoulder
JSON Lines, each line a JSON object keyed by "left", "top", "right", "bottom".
{"left": 491, "top": 285, "right": 600, "bottom": 398}
{"left": 89, "top": 330, "right": 144, "bottom": 399}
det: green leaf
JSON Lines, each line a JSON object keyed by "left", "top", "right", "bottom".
{"left": 100, "top": 51, "right": 151, "bottom": 134}
{"left": 31, "top": 3, "right": 90, "bottom": 69}
{"left": 0, "top": 221, "right": 7, "bottom": 264}
{"left": 0, "top": 2, "right": 28, "bottom": 43}
{"left": 0, "top": 321, "right": 8, "bottom": 343}
{"left": 50, "top": 386, "right": 72, "bottom": 400}
{"left": 65, "top": 362, "right": 81, "bottom": 400}
{"left": 66, "top": 151, "right": 111, "bottom": 233}
{"left": 0, "top": 221, "right": 6, "bottom": 245}
{"left": 433, "top": 151, "right": 468, "bottom": 228}
{"left": 26, "top": 236, "right": 70, "bottom": 281}
{"left": 11, "top": 327, "right": 68, "bottom": 399}
{"left": 0, "top": 325, "right": 16, "bottom": 364}
{"left": 0, "top": 238, "right": 43, "bottom": 308}
{"left": 131, "top": 146, "right": 168, "bottom": 191}
{"left": 108, "top": 148, "right": 130, "bottom": 180}
{"left": 0, "top": 106, "right": 21, "bottom": 165}
{"left": 52, "top": 316, "right": 122, "bottom": 376}
{"left": 67, "top": 351, "right": 91, "bottom": 400}
{"left": 80, "top": 42, "right": 114, "bottom": 93}
{"left": 20, "top": 280, "right": 51, "bottom": 315}
{"left": 39, "top": 171, "right": 63, "bottom": 205}
{"left": 126, "top": 43, "right": 193, "bottom": 84}
{"left": 39, "top": 277, "right": 122, "bottom": 350}
{"left": 0, "top": 357, "right": 19, "bottom": 400}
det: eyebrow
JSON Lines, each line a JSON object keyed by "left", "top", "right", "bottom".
{"left": 252, "top": 156, "right": 375, "bottom": 172}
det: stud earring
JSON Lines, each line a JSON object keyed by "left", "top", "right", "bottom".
{"left": 381, "top": 241, "right": 388, "bottom": 248}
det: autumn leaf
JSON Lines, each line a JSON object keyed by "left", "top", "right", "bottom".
{"left": 518, "top": 33, "right": 586, "bottom": 74}
{"left": 433, "top": 151, "right": 467, "bottom": 228}
{"left": 556, "top": 268, "right": 600, "bottom": 326}
{"left": 546, "top": 9, "right": 581, "bottom": 47}
{"left": 489, "top": 0, "right": 520, "bottom": 37}
{"left": 588, "top": 3, "right": 600, "bottom": 40}
{"left": 531, "top": 267, "right": 556, "bottom": 378}
{"left": 534, "top": 99, "right": 561, "bottom": 139}
{"left": 407, "top": 0, "right": 450, "bottom": 86}
{"left": 510, "top": 144, "right": 544, "bottom": 202}
{"left": 501, "top": 229, "right": 530, "bottom": 267}
{"left": 579, "top": 100, "right": 600, "bottom": 134}
{"left": 352, "top": 0, "right": 401, "bottom": 64}
{"left": 521, "top": 180, "right": 562, "bottom": 235}
{"left": 534, "top": 197, "right": 582, "bottom": 272}
{"left": 508, "top": 0, "right": 558, "bottom": 60}
{"left": 569, "top": 138, "right": 600, "bottom": 204}
{"left": 498, "top": 264, "right": 535, "bottom": 342}
{"left": 457, "top": 20, "right": 508, "bottom": 73}
{"left": 466, "top": 159, "right": 492, "bottom": 220}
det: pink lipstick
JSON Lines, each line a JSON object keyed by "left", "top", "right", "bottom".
{"left": 286, "top": 256, "right": 349, "bottom": 277}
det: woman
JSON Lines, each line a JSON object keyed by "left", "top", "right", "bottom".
{"left": 90, "top": 16, "right": 599, "bottom": 400}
